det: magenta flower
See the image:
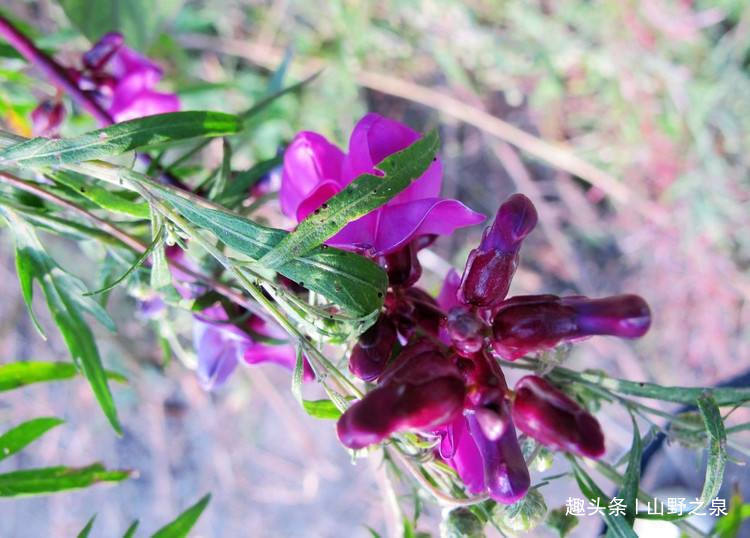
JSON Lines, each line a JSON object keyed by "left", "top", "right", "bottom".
{"left": 512, "top": 375, "right": 605, "bottom": 458}
{"left": 280, "top": 113, "right": 484, "bottom": 255}
{"left": 491, "top": 294, "right": 651, "bottom": 360}
{"left": 80, "top": 32, "right": 179, "bottom": 122}
{"left": 30, "top": 100, "right": 65, "bottom": 137}
{"left": 337, "top": 343, "right": 465, "bottom": 449}
{"left": 193, "top": 304, "right": 310, "bottom": 390}
{"left": 459, "top": 193, "right": 537, "bottom": 307}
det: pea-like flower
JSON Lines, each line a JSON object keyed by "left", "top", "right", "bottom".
{"left": 458, "top": 193, "right": 538, "bottom": 307}
{"left": 348, "top": 314, "right": 397, "bottom": 382}
{"left": 280, "top": 113, "right": 484, "bottom": 255}
{"left": 30, "top": 100, "right": 65, "bottom": 137}
{"left": 337, "top": 343, "right": 465, "bottom": 449}
{"left": 512, "top": 375, "right": 605, "bottom": 458}
{"left": 193, "top": 304, "right": 311, "bottom": 390}
{"left": 78, "top": 32, "right": 179, "bottom": 122}
{"left": 491, "top": 294, "right": 651, "bottom": 360}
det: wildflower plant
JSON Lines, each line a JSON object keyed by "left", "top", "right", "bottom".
{"left": 0, "top": 12, "right": 749, "bottom": 538}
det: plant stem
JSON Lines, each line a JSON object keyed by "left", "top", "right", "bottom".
{"left": 0, "top": 170, "right": 265, "bottom": 319}
{"left": 0, "top": 14, "right": 112, "bottom": 124}
{"left": 0, "top": 16, "right": 186, "bottom": 188}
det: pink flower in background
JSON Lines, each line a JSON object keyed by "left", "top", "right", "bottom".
{"left": 280, "top": 113, "right": 484, "bottom": 255}
{"left": 193, "top": 304, "right": 312, "bottom": 391}
{"left": 30, "top": 100, "right": 65, "bottom": 137}
{"left": 77, "top": 32, "right": 179, "bottom": 122}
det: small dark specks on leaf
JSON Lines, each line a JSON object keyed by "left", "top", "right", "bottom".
{"left": 639, "top": 382, "right": 645, "bottom": 387}
{"left": 335, "top": 285, "right": 342, "bottom": 292}
{"left": 314, "top": 209, "right": 320, "bottom": 215}
{"left": 299, "top": 282, "right": 304, "bottom": 287}
{"left": 80, "top": 187, "right": 86, "bottom": 193}
{"left": 377, "top": 292, "right": 383, "bottom": 298}
{"left": 305, "top": 335, "right": 312, "bottom": 341}
{"left": 321, "top": 245, "right": 328, "bottom": 249}
{"left": 322, "top": 203, "right": 328, "bottom": 209}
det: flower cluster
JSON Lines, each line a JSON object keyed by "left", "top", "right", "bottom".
{"left": 286, "top": 133, "right": 653, "bottom": 504}
{"left": 31, "top": 32, "right": 179, "bottom": 135}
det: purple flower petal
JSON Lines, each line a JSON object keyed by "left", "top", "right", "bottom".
{"left": 295, "top": 179, "right": 341, "bottom": 221}
{"left": 342, "top": 113, "right": 442, "bottom": 203}
{"left": 328, "top": 198, "right": 484, "bottom": 255}
{"left": 280, "top": 131, "right": 345, "bottom": 218}
{"left": 437, "top": 269, "right": 462, "bottom": 312}
{"left": 110, "top": 88, "right": 179, "bottom": 122}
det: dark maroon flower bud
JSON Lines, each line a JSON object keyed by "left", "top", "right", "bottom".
{"left": 443, "top": 306, "right": 485, "bottom": 357}
{"left": 512, "top": 375, "right": 605, "bottom": 458}
{"left": 338, "top": 346, "right": 465, "bottom": 449}
{"left": 31, "top": 101, "right": 65, "bottom": 137}
{"left": 383, "top": 240, "right": 422, "bottom": 288}
{"left": 82, "top": 32, "right": 124, "bottom": 71}
{"left": 491, "top": 294, "right": 651, "bottom": 360}
{"left": 459, "top": 194, "right": 537, "bottom": 307}
{"left": 404, "top": 287, "right": 444, "bottom": 336}
{"left": 348, "top": 315, "right": 397, "bottom": 382}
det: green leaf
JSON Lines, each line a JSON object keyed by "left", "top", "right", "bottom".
{"left": 302, "top": 399, "right": 342, "bottom": 420}
{"left": 713, "top": 489, "right": 750, "bottom": 538}
{"left": 0, "top": 361, "right": 127, "bottom": 392}
{"left": 1, "top": 208, "right": 122, "bottom": 434}
{"left": 571, "top": 459, "right": 637, "bottom": 538}
{"left": 84, "top": 231, "right": 164, "bottom": 297}
{"left": 0, "top": 417, "right": 64, "bottom": 461}
{"left": 215, "top": 155, "right": 281, "bottom": 208}
{"left": 0, "top": 111, "right": 241, "bottom": 167}
{"left": 545, "top": 507, "right": 579, "bottom": 538}
{"left": 0, "top": 463, "right": 130, "bottom": 496}
{"left": 58, "top": 0, "right": 182, "bottom": 51}
{"left": 149, "top": 217, "right": 171, "bottom": 291}
{"left": 207, "top": 138, "right": 231, "bottom": 200}
{"left": 695, "top": 393, "right": 727, "bottom": 511}
{"left": 49, "top": 170, "right": 149, "bottom": 218}
{"left": 151, "top": 493, "right": 211, "bottom": 538}
{"left": 156, "top": 190, "right": 387, "bottom": 316}
{"left": 123, "top": 521, "right": 140, "bottom": 538}
{"left": 259, "top": 129, "right": 441, "bottom": 268}
{"left": 554, "top": 368, "right": 750, "bottom": 406}
{"left": 620, "top": 414, "right": 642, "bottom": 526}
{"left": 77, "top": 515, "right": 96, "bottom": 538}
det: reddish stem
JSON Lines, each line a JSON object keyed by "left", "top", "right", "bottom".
{"left": 0, "top": 15, "right": 186, "bottom": 188}
{"left": 0, "top": 14, "right": 113, "bottom": 125}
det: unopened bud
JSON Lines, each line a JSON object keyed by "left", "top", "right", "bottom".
{"left": 459, "top": 194, "right": 537, "bottom": 307}
{"left": 512, "top": 375, "right": 605, "bottom": 459}
{"left": 440, "top": 507, "right": 485, "bottom": 538}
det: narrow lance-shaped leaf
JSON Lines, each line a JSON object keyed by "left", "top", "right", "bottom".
{"left": 571, "top": 458, "right": 637, "bottom": 538}
{"left": 151, "top": 493, "right": 211, "bottom": 538}
{"left": 302, "top": 400, "right": 342, "bottom": 420}
{"left": 215, "top": 155, "right": 281, "bottom": 209}
{"left": 620, "top": 414, "right": 642, "bottom": 527}
{"left": 0, "top": 361, "right": 127, "bottom": 392}
{"left": 77, "top": 515, "right": 97, "bottom": 538}
{"left": 48, "top": 170, "right": 149, "bottom": 219}
{"left": 122, "top": 521, "right": 140, "bottom": 538}
{"left": 1, "top": 208, "right": 122, "bottom": 434}
{"left": 154, "top": 188, "right": 387, "bottom": 317}
{"left": 260, "top": 129, "right": 440, "bottom": 268}
{"left": 0, "top": 111, "right": 242, "bottom": 167}
{"left": 553, "top": 368, "right": 750, "bottom": 406}
{"left": 0, "top": 464, "right": 130, "bottom": 497}
{"left": 695, "top": 393, "right": 727, "bottom": 511}
{"left": 0, "top": 417, "right": 64, "bottom": 461}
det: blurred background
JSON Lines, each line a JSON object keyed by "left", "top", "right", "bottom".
{"left": 1, "top": 0, "right": 750, "bottom": 536}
